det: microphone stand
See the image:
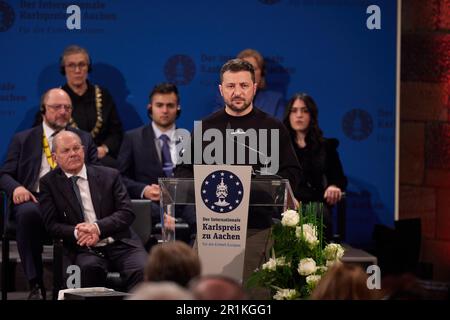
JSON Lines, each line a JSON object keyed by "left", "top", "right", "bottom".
{"left": 226, "top": 128, "right": 283, "bottom": 179}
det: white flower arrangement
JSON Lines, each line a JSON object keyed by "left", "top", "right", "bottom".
{"left": 306, "top": 275, "right": 322, "bottom": 286}
{"left": 273, "top": 288, "right": 299, "bottom": 300}
{"left": 296, "top": 223, "right": 319, "bottom": 249}
{"left": 247, "top": 203, "right": 345, "bottom": 300}
{"left": 324, "top": 243, "right": 345, "bottom": 261}
{"left": 261, "top": 256, "right": 291, "bottom": 271}
{"left": 298, "top": 258, "right": 317, "bottom": 276}
{"left": 281, "top": 209, "right": 299, "bottom": 227}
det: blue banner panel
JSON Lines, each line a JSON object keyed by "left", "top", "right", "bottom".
{"left": 0, "top": 0, "right": 398, "bottom": 249}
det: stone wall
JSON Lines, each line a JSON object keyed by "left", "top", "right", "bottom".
{"left": 400, "top": 0, "right": 450, "bottom": 281}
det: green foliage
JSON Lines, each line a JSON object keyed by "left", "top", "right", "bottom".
{"left": 246, "top": 202, "right": 344, "bottom": 300}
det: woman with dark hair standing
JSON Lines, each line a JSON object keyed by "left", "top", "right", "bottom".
{"left": 283, "top": 93, "right": 347, "bottom": 240}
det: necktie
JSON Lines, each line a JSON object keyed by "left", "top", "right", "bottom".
{"left": 70, "top": 176, "right": 85, "bottom": 222}
{"left": 42, "top": 134, "right": 56, "bottom": 169}
{"left": 159, "top": 134, "right": 174, "bottom": 177}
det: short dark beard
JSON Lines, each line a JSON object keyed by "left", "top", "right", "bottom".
{"left": 225, "top": 100, "right": 252, "bottom": 115}
{"left": 44, "top": 118, "right": 68, "bottom": 132}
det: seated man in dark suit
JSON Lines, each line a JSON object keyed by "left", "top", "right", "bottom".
{"left": 39, "top": 131, "right": 147, "bottom": 291}
{"left": 117, "top": 83, "right": 196, "bottom": 240}
{"left": 0, "top": 88, "right": 98, "bottom": 299}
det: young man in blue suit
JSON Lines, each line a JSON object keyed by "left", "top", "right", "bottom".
{"left": 118, "top": 83, "right": 195, "bottom": 240}
{"left": 0, "top": 88, "right": 98, "bottom": 299}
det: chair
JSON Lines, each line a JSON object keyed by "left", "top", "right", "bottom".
{"left": 130, "top": 199, "right": 154, "bottom": 249}
{"left": 52, "top": 199, "right": 154, "bottom": 295}
{"left": 129, "top": 200, "right": 192, "bottom": 247}
{"left": 1, "top": 191, "right": 61, "bottom": 300}
{"left": 333, "top": 197, "right": 347, "bottom": 243}
{"left": 1, "top": 190, "right": 12, "bottom": 300}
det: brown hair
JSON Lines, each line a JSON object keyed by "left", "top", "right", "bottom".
{"left": 145, "top": 241, "right": 201, "bottom": 287}
{"left": 189, "top": 275, "right": 247, "bottom": 300}
{"left": 220, "top": 58, "right": 255, "bottom": 84}
{"left": 310, "top": 263, "right": 382, "bottom": 300}
{"left": 237, "top": 48, "right": 266, "bottom": 89}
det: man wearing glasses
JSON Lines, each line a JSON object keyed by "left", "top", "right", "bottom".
{"left": 0, "top": 88, "right": 98, "bottom": 299}
{"left": 59, "top": 45, "right": 123, "bottom": 168}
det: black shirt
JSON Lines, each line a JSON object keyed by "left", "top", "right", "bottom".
{"left": 293, "top": 138, "right": 347, "bottom": 203}
{"left": 62, "top": 81, "right": 123, "bottom": 157}
{"left": 177, "top": 107, "right": 302, "bottom": 192}
{"left": 175, "top": 107, "right": 304, "bottom": 228}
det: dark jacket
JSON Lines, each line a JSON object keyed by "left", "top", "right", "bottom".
{"left": 117, "top": 125, "right": 165, "bottom": 198}
{"left": 39, "top": 165, "right": 140, "bottom": 250}
{"left": 0, "top": 125, "right": 98, "bottom": 198}
{"left": 294, "top": 138, "right": 347, "bottom": 203}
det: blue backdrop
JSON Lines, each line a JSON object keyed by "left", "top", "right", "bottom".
{"left": 0, "top": 0, "right": 398, "bottom": 249}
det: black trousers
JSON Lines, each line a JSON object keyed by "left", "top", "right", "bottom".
{"left": 68, "top": 241, "right": 147, "bottom": 292}
{"left": 13, "top": 201, "right": 46, "bottom": 285}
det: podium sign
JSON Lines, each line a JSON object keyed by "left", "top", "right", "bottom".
{"left": 194, "top": 165, "right": 252, "bottom": 282}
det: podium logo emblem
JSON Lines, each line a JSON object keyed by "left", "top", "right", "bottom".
{"left": 164, "top": 54, "right": 196, "bottom": 85}
{"left": 342, "top": 108, "right": 373, "bottom": 141}
{"left": 201, "top": 170, "right": 244, "bottom": 214}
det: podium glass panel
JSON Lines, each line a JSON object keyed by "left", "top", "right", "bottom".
{"left": 158, "top": 177, "right": 296, "bottom": 242}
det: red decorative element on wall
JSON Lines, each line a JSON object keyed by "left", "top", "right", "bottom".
{"left": 401, "top": 34, "right": 450, "bottom": 83}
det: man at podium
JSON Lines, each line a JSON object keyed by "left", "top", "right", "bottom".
{"left": 176, "top": 59, "right": 303, "bottom": 228}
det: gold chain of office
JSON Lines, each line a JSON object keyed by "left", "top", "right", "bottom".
{"left": 69, "top": 85, "right": 103, "bottom": 139}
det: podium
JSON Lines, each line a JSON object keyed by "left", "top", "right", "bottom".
{"left": 158, "top": 176, "right": 296, "bottom": 285}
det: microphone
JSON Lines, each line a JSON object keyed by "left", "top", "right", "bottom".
{"left": 226, "top": 125, "right": 281, "bottom": 178}
{"left": 175, "top": 135, "right": 185, "bottom": 158}
{"left": 229, "top": 128, "right": 246, "bottom": 135}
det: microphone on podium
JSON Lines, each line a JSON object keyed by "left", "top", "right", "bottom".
{"left": 226, "top": 124, "right": 281, "bottom": 178}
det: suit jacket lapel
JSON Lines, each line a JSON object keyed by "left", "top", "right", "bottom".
{"left": 54, "top": 169, "right": 83, "bottom": 220}
{"left": 30, "top": 126, "right": 44, "bottom": 183}
{"left": 143, "top": 125, "right": 162, "bottom": 165}
{"left": 87, "top": 166, "right": 102, "bottom": 219}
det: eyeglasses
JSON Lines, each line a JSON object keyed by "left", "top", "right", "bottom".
{"left": 65, "top": 62, "right": 88, "bottom": 71}
{"left": 46, "top": 104, "right": 72, "bottom": 112}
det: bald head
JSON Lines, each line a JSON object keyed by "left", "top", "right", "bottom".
{"left": 52, "top": 131, "right": 85, "bottom": 174}
{"left": 41, "top": 88, "right": 73, "bottom": 131}
{"left": 189, "top": 275, "right": 247, "bottom": 300}
{"left": 52, "top": 131, "right": 81, "bottom": 153}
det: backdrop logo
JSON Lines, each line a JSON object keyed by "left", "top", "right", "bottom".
{"left": 342, "top": 109, "right": 373, "bottom": 141}
{"left": 164, "top": 54, "right": 196, "bottom": 85}
{"left": 0, "top": 1, "right": 15, "bottom": 32}
{"left": 201, "top": 170, "right": 243, "bottom": 214}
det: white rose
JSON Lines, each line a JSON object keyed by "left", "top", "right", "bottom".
{"left": 324, "top": 243, "right": 345, "bottom": 261}
{"left": 316, "top": 265, "right": 328, "bottom": 274}
{"left": 295, "top": 224, "right": 319, "bottom": 248}
{"left": 273, "top": 289, "right": 298, "bottom": 300}
{"left": 275, "top": 256, "right": 290, "bottom": 267}
{"left": 262, "top": 258, "right": 277, "bottom": 271}
{"left": 298, "top": 258, "right": 317, "bottom": 276}
{"left": 306, "top": 275, "right": 321, "bottom": 286}
{"left": 281, "top": 209, "right": 299, "bottom": 227}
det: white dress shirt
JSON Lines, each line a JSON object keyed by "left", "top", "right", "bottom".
{"left": 151, "top": 121, "right": 178, "bottom": 164}
{"left": 36, "top": 122, "right": 58, "bottom": 192}
{"left": 140, "top": 122, "right": 178, "bottom": 199}
{"left": 65, "top": 164, "right": 113, "bottom": 246}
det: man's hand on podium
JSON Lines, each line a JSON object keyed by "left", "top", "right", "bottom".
{"left": 144, "top": 184, "right": 161, "bottom": 201}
